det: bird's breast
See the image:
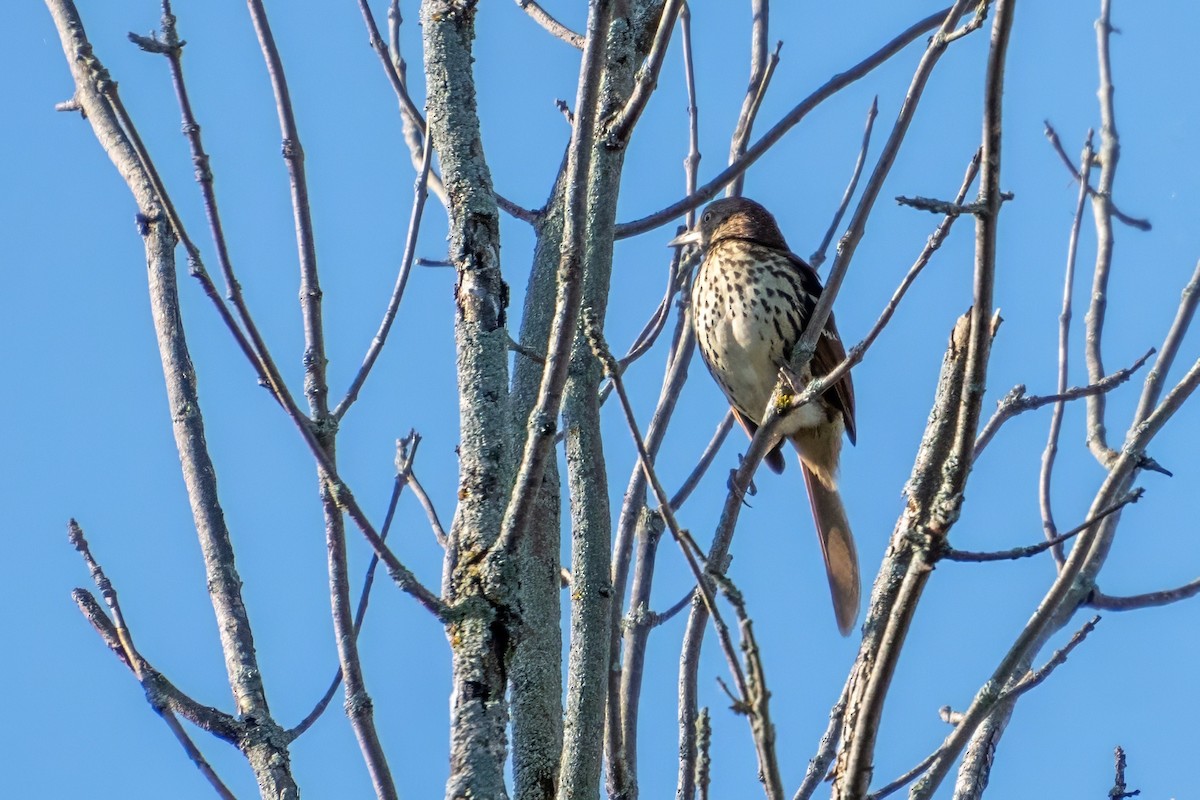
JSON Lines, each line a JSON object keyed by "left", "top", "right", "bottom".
{"left": 692, "top": 245, "right": 826, "bottom": 430}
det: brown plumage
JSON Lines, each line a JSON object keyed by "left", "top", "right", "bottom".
{"left": 670, "top": 197, "right": 860, "bottom": 635}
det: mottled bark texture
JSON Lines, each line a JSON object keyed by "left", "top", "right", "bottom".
{"left": 420, "top": 2, "right": 514, "bottom": 799}
{"left": 45, "top": 2, "right": 297, "bottom": 796}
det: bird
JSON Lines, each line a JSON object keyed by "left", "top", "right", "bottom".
{"left": 669, "top": 197, "right": 860, "bottom": 635}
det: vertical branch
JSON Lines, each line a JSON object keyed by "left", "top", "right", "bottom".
{"left": 246, "top": 3, "right": 396, "bottom": 795}
{"left": 245, "top": 0, "right": 328, "bottom": 420}
{"left": 789, "top": 0, "right": 979, "bottom": 378}
{"left": 509, "top": 185, "right": 568, "bottom": 800}
{"left": 44, "top": 5, "right": 298, "bottom": 796}
{"left": 1039, "top": 132, "right": 1095, "bottom": 568}
{"left": 835, "top": 3, "right": 1014, "bottom": 797}
{"left": 1083, "top": 0, "right": 1121, "bottom": 465}
{"left": 420, "top": 1, "right": 514, "bottom": 798}
{"left": 727, "top": 0, "right": 770, "bottom": 198}
{"left": 1131, "top": 258, "right": 1200, "bottom": 425}
{"left": 606, "top": 8, "right": 702, "bottom": 795}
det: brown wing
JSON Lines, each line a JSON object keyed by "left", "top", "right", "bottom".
{"left": 783, "top": 252, "right": 856, "bottom": 445}
{"left": 810, "top": 311, "right": 857, "bottom": 445}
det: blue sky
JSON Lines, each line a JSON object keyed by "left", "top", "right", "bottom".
{"left": 6, "top": 2, "right": 1200, "bottom": 798}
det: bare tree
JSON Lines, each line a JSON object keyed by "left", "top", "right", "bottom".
{"left": 43, "top": 1, "right": 1198, "bottom": 798}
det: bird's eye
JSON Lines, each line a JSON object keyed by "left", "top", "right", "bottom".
{"left": 702, "top": 210, "right": 713, "bottom": 224}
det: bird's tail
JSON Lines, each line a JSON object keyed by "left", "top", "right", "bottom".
{"left": 800, "top": 464, "right": 860, "bottom": 636}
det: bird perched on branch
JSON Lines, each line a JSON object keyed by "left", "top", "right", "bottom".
{"left": 669, "top": 197, "right": 860, "bottom": 635}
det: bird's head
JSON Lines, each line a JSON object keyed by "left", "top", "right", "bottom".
{"left": 667, "top": 197, "right": 789, "bottom": 252}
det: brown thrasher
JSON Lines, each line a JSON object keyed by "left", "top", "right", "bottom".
{"left": 670, "top": 197, "right": 860, "bottom": 635}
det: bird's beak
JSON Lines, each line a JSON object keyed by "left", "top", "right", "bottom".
{"left": 667, "top": 228, "right": 703, "bottom": 248}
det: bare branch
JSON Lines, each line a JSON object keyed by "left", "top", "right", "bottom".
{"left": 43, "top": 10, "right": 301, "bottom": 791}
{"left": 1083, "top": 0, "right": 1125, "bottom": 466}
{"left": 1132, "top": 258, "right": 1200, "bottom": 426}
{"left": 289, "top": 433, "right": 420, "bottom": 740}
{"left": 615, "top": 3, "right": 981, "bottom": 239}
{"left": 942, "top": 489, "right": 1142, "bottom": 562}
{"left": 493, "top": 0, "right": 611, "bottom": 558}
{"left": 840, "top": 2, "right": 1015, "bottom": 796}
{"left": 1108, "top": 746, "right": 1141, "bottom": 799}
{"left": 1041, "top": 131, "right": 1095, "bottom": 568}
{"left": 811, "top": 96, "right": 878, "bottom": 270}
{"left": 68, "top": 525, "right": 238, "bottom": 799}
{"left": 135, "top": 3, "right": 299, "bottom": 416}
{"left": 972, "top": 348, "right": 1154, "bottom": 458}
{"left": 606, "top": 0, "right": 685, "bottom": 146}
{"left": 334, "top": 126, "right": 435, "bottom": 420}
{"left": 727, "top": 0, "right": 777, "bottom": 199}
{"left": 789, "top": 0, "right": 986, "bottom": 408}
{"left": 1089, "top": 579, "right": 1200, "bottom": 611}
{"left": 515, "top": 0, "right": 585, "bottom": 48}
{"left": 1042, "top": 121, "right": 1150, "bottom": 231}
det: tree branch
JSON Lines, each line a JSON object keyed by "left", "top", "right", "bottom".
{"left": 515, "top": 0, "right": 585, "bottom": 48}
{"left": 614, "top": 3, "right": 982, "bottom": 239}
{"left": 972, "top": 349, "right": 1153, "bottom": 458}
{"left": 1039, "top": 130, "right": 1095, "bottom": 568}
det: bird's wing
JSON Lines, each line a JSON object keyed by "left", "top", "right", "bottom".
{"left": 786, "top": 253, "right": 857, "bottom": 446}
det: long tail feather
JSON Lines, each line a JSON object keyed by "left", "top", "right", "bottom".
{"left": 800, "top": 465, "right": 860, "bottom": 635}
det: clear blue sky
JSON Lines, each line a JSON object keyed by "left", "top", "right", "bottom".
{"left": 6, "top": 2, "right": 1199, "bottom": 798}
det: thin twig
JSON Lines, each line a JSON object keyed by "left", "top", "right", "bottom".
{"left": 247, "top": 2, "right": 397, "bottom": 791}
{"left": 246, "top": 0, "right": 329, "bottom": 419}
{"left": 670, "top": 411, "right": 734, "bottom": 510}
{"left": 811, "top": 96, "right": 878, "bottom": 269}
{"left": 334, "top": 126, "right": 435, "bottom": 420}
{"left": 606, "top": 0, "right": 685, "bottom": 145}
{"left": 362, "top": 0, "right": 449, "bottom": 207}
{"left": 1132, "top": 259, "right": 1200, "bottom": 425}
{"left": 871, "top": 617, "right": 1099, "bottom": 800}
{"left": 615, "top": 3, "right": 981, "bottom": 239}
{"left": 998, "top": 615, "right": 1100, "bottom": 703}
{"left": 1088, "top": 579, "right": 1200, "bottom": 611}
{"left": 942, "top": 489, "right": 1142, "bottom": 562}
{"left": 1041, "top": 131, "right": 1095, "bottom": 567}
{"left": 289, "top": 433, "right": 420, "bottom": 739}
{"left": 727, "top": 0, "right": 776, "bottom": 199}
{"left": 791, "top": 681, "right": 849, "bottom": 800}
{"left": 1043, "top": 121, "right": 1150, "bottom": 231}
{"left": 867, "top": 750, "right": 939, "bottom": 800}
{"left": 652, "top": 590, "right": 698, "bottom": 628}
{"left": 973, "top": 348, "right": 1154, "bottom": 458}
{"left": 361, "top": 0, "right": 539, "bottom": 222}
{"left": 1082, "top": 0, "right": 1124, "bottom": 466}
{"left": 514, "top": 0, "right": 585, "bottom": 48}
{"left": 68, "top": 523, "right": 238, "bottom": 799}
{"left": 588, "top": 318, "right": 787, "bottom": 799}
